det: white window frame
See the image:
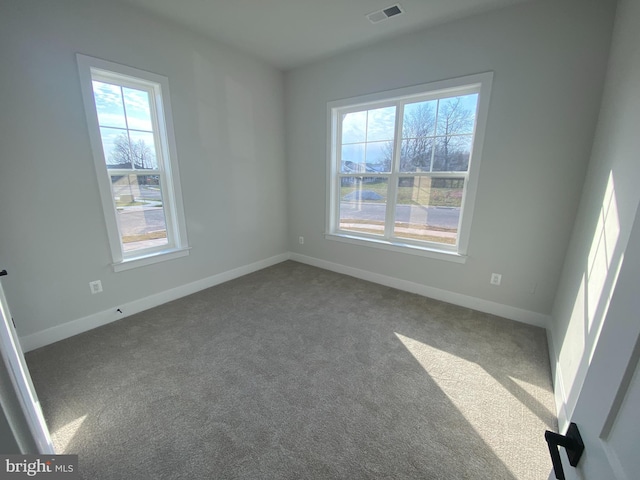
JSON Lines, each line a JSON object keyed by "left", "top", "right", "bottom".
{"left": 77, "top": 54, "right": 189, "bottom": 272}
{"left": 325, "top": 72, "right": 493, "bottom": 263}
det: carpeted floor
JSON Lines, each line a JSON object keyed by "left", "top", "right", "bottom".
{"left": 26, "top": 261, "right": 556, "bottom": 479}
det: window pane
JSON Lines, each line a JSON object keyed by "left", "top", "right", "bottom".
{"left": 436, "top": 94, "right": 478, "bottom": 136}
{"left": 341, "top": 144, "right": 365, "bottom": 173}
{"left": 400, "top": 138, "right": 433, "bottom": 172}
{"left": 100, "top": 128, "right": 131, "bottom": 169}
{"left": 123, "top": 87, "right": 153, "bottom": 131}
{"left": 366, "top": 106, "right": 396, "bottom": 142}
{"left": 402, "top": 100, "right": 436, "bottom": 139}
{"left": 100, "top": 129, "right": 158, "bottom": 170}
{"left": 128, "top": 131, "right": 158, "bottom": 170}
{"left": 433, "top": 134, "right": 473, "bottom": 172}
{"left": 394, "top": 177, "right": 464, "bottom": 244}
{"left": 92, "top": 81, "right": 126, "bottom": 128}
{"left": 342, "top": 111, "right": 367, "bottom": 144}
{"left": 365, "top": 141, "right": 392, "bottom": 173}
{"left": 339, "top": 178, "right": 388, "bottom": 236}
{"left": 111, "top": 174, "right": 168, "bottom": 253}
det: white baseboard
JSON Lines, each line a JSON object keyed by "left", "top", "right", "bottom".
{"left": 20, "top": 253, "right": 290, "bottom": 352}
{"left": 21, "top": 251, "right": 552, "bottom": 352}
{"left": 290, "top": 253, "right": 551, "bottom": 329}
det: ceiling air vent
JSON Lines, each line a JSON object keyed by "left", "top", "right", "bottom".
{"left": 367, "top": 4, "right": 405, "bottom": 24}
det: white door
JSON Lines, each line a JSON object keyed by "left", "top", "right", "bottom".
{"left": 0, "top": 272, "right": 54, "bottom": 453}
{"left": 554, "top": 205, "right": 640, "bottom": 479}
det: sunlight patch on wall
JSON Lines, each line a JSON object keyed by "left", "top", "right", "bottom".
{"left": 586, "top": 171, "right": 621, "bottom": 334}
{"left": 559, "top": 171, "right": 625, "bottom": 411}
{"left": 564, "top": 273, "right": 587, "bottom": 380}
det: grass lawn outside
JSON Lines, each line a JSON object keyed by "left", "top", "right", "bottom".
{"left": 340, "top": 179, "right": 462, "bottom": 208}
{"left": 340, "top": 219, "right": 457, "bottom": 245}
{"left": 122, "top": 230, "right": 167, "bottom": 244}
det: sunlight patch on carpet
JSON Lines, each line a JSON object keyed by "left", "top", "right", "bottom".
{"left": 52, "top": 414, "right": 87, "bottom": 453}
{"left": 395, "top": 332, "right": 550, "bottom": 479}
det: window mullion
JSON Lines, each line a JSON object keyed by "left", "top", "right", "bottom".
{"left": 116, "top": 85, "right": 137, "bottom": 171}
{"left": 430, "top": 99, "right": 439, "bottom": 172}
{"left": 107, "top": 168, "right": 161, "bottom": 175}
{"left": 383, "top": 102, "right": 404, "bottom": 239}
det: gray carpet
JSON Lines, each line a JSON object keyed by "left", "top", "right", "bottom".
{"left": 26, "top": 261, "right": 557, "bottom": 479}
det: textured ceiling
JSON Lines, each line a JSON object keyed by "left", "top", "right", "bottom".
{"left": 119, "top": 0, "right": 532, "bottom": 70}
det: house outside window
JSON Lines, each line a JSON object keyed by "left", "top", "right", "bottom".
{"left": 326, "top": 73, "right": 493, "bottom": 262}
{"left": 77, "top": 55, "right": 189, "bottom": 271}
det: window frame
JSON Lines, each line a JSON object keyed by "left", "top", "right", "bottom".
{"left": 325, "top": 72, "right": 493, "bottom": 262}
{"left": 77, "top": 54, "right": 189, "bottom": 271}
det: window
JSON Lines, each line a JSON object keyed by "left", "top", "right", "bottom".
{"left": 326, "top": 73, "right": 492, "bottom": 261}
{"left": 77, "top": 55, "right": 189, "bottom": 271}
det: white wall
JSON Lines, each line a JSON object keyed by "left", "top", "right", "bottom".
{"left": 549, "top": 0, "right": 640, "bottom": 428}
{"left": 0, "top": 0, "right": 621, "bottom": 352}
{"left": 0, "top": 362, "right": 26, "bottom": 453}
{"left": 0, "top": 0, "right": 287, "bottom": 341}
{"left": 0, "top": 408, "right": 21, "bottom": 453}
{"left": 284, "top": 0, "right": 616, "bottom": 320}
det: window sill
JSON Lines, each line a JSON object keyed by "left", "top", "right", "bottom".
{"left": 112, "top": 246, "right": 191, "bottom": 272}
{"left": 324, "top": 233, "right": 467, "bottom": 264}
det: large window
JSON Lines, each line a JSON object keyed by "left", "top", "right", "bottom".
{"left": 327, "top": 73, "right": 492, "bottom": 261}
{"left": 77, "top": 55, "right": 189, "bottom": 271}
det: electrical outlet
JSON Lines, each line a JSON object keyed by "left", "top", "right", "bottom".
{"left": 299, "top": 236, "right": 304, "bottom": 245}
{"left": 89, "top": 280, "right": 103, "bottom": 294}
{"left": 490, "top": 273, "right": 502, "bottom": 286}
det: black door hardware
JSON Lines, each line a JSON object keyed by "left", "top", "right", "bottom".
{"left": 0, "top": 270, "right": 7, "bottom": 277}
{"left": 545, "top": 422, "right": 585, "bottom": 480}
